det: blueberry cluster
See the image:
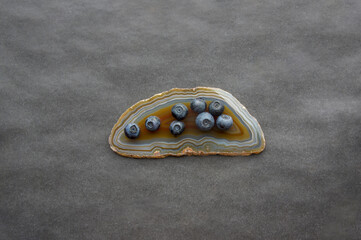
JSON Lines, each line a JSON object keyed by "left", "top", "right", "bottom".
{"left": 192, "top": 98, "right": 233, "bottom": 132}
{"left": 169, "top": 103, "right": 187, "bottom": 136}
{"left": 124, "top": 115, "right": 160, "bottom": 139}
{"left": 124, "top": 99, "right": 233, "bottom": 139}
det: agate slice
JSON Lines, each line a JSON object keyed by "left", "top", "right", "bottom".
{"left": 109, "top": 87, "right": 265, "bottom": 158}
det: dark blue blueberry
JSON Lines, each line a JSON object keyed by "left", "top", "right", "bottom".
{"left": 169, "top": 120, "right": 185, "bottom": 136}
{"left": 216, "top": 114, "right": 233, "bottom": 130}
{"left": 124, "top": 123, "right": 140, "bottom": 139}
{"left": 195, "top": 112, "right": 215, "bottom": 131}
{"left": 209, "top": 100, "right": 224, "bottom": 116}
{"left": 190, "top": 98, "right": 207, "bottom": 113}
{"left": 145, "top": 116, "right": 161, "bottom": 131}
{"left": 171, "top": 103, "right": 188, "bottom": 120}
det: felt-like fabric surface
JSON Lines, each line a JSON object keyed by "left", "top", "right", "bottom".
{"left": 1, "top": 0, "right": 360, "bottom": 239}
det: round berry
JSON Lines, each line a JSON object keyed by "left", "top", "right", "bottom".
{"left": 190, "top": 98, "right": 207, "bottom": 113}
{"left": 124, "top": 123, "right": 140, "bottom": 139}
{"left": 169, "top": 120, "right": 185, "bottom": 136}
{"left": 195, "top": 112, "right": 215, "bottom": 131}
{"left": 145, "top": 116, "right": 161, "bottom": 131}
{"left": 209, "top": 100, "right": 224, "bottom": 116}
{"left": 216, "top": 114, "right": 233, "bottom": 130}
{"left": 171, "top": 103, "right": 188, "bottom": 120}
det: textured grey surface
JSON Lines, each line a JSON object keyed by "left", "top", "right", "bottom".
{"left": 1, "top": 0, "right": 361, "bottom": 239}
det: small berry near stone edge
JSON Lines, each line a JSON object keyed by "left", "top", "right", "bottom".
{"left": 124, "top": 123, "right": 140, "bottom": 139}
{"left": 209, "top": 100, "right": 225, "bottom": 116}
{"left": 195, "top": 112, "right": 215, "bottom": 131}
{"left": 169, "top": 120, "right": 185, "bottom": 136}
{"left": 190, "top": 98, "right": 207, "bottom": 113}
{"left": 171, "top": 103, "right": 188, "bottom": 120}
{"left": 216, "top": 114, "right": 233, "bottom": 130}
{"left": 145, "top": 116, "right": 161, "bottom": 131}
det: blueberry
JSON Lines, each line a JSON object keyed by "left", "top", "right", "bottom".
{"left": 216, "top": 114, "right": 233, "bottom": 130}
{"left": 195, "top": 112, "right": 215, "bottom": 131}
{"left": 209, "top": 100, "right": 224, "bottom": 116}
{"left": 190, "top": 98, "right": 207, "bottom": 113}
{"left": 171, "top": 103, "right": 188, "bottom": 120}
{"left": 145, "top": 116, "right": 160, "bottom": 131}
{"left": 124, "top": 123, "right": 140, "bottom": 139}
{"left": 169, "top": 120, "right": 185, "bottom": 136}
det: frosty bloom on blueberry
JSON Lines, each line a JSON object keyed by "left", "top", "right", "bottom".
{"left": 195, "top": 112, "right": 215, "bottom": 131}
{"left": 190, "top": 98, "right": 207, "bottom": 113}
{"left": 145, "top": 116, "right": 161, "bottom": 131}
{"left": 216, "top": 114, "right": 233, "bottom": 130}
{"left": 124, "top": 123, "right": 140, "bottom": 139}
{"left": 169, "top": 120, "right": 185, "bottom": 136}
{"left": 209, "top": 100, "right": 224, "bottom": 116}
{"left": 171, "top": 103, "right": 188, "bottom": 120}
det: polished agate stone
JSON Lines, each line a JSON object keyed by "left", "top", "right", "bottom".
{"left": 109, "top": 87, "right": 265, "bottom": 158}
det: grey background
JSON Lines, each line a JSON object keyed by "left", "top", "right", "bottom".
{"left": 1, "top": 0, "right": 360, "bottom": 239}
